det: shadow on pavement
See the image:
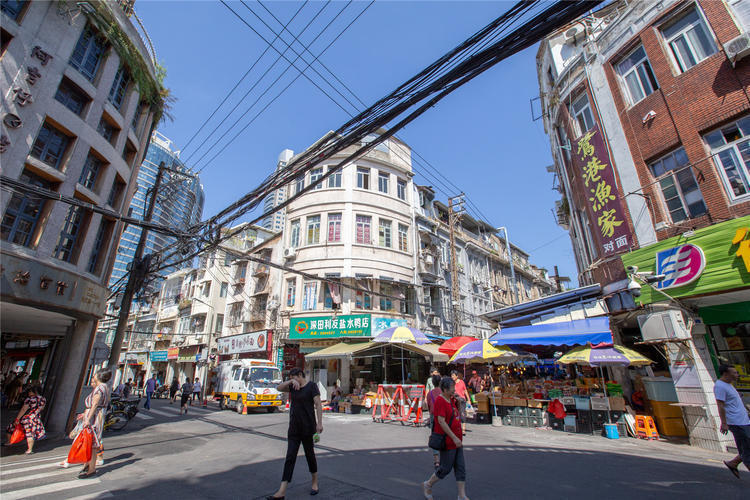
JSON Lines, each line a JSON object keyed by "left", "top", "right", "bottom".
{"left": 99, "top": 443, "right": 747, "bottom": 500}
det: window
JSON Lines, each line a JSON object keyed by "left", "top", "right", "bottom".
{"left": 378, "top": 172, "right": 389, "bottom": 194}
{"left": 355, "top": 290, "right": 371, "bottom": 309}
{"left": 616, "top": 45, "right": 659, "bottom": 105}
{"left": 362, "top": 134, "right": 390, "bottom": 153}
{"left": 323, "top": 285, "right": 333, "bottom": 309}
{"left": 357, "top": 167, "right": 370, "bottom": 189}
{"left": 229, "top": 302, "right": 242, "bottom": 326}
{"left": 220, "top": 282, "right": 228, "bottom": 297}
{"left": 202, "top": 281, "right": 211, "bottom": 297}
{"left": 223, "top": 252, "right": 233, "bottom": 266}
{"left": 398, "top": 224, "right": 408, "bottom": 252}
{"left": 556, "top": 125, "right": 571, "bottom": 163}
{"left": 379, "top": 219, "right": 392, "bottom": 247}
{"left": 356, "top": 215, "right": 371, "bottom": 244}
{"left": 302, "top": 282, "right": 317, "bottom": 310}
{"left": 295, "top": 174, "right": 305, "bottom": 195}
{"left": 310, "top": 168, "right": 323, "bottom": 190}
{"left": 236, "top": 261, "right": 247, "bottom": 280}
{"left": 215, "top": 314, "right": 224, "bottom": 333}
{"left": 53, "top": 205, "right": 88, "bottom": 262}
{"left": 661, "top": 7, "right": 717, "bottom": 72}
{"left": 122, "top": 140, "right": 137, "bottom": 166}
{"left": 69, "top": 25, "right": 106, "bottom": 81}
{"left": 79, "top": 153, "right": 103, "bottom": 191}
{"left": 87, "top": 219, "right": 112, "bottom": 274}
{"left": 108, "top": 66, "right": 130, "bottom": 111}
{"left": 397, "top": 179, "right": 407, "bottom": 201}
{"left": 131, "top": 102, "right": 144, "bottom": 131}
{"left": 107, "top": 177, "right": 125, "bottom": 208}
{"left": 306, "top": 215, "right": 320, "bottom": 245}
{"left": 327, "top": 213, "right": 341, "bottom": 242}
{"left": 649, "top": 147, "right": 707, "bottom": 222}
{"left": 1, "top": 171, "right": 52, "bottom": 247}
{"left": 704, "top": 116, "right": 750, "bottom": 200}
{"left": 288, "top": 219, "right": 301, "bottom": 248}
{"left": 286, "top": 279, "right": 296, "bottom": 307}
{"left": 97, "top": 118, "right": 118, "bottom": 144}
{"left": 380, "top": 283, "right": 393, "bottom": 311}
{"left": 1, "top": 27, "right": 12, "bottom": 57}
{"left": 327, "top": 166, "right": 341, "bottom": 188}
{"left": 571, "top": 93, "right": 594, "bottom": 136}
{"left": 30, "top": 122, "right": 70, "bottom": 170}
{"left": 1, "top": 0, "right": 27, "bottom": 21}
{"left": 55, "top": 78, "right": 90, "bottom": 116}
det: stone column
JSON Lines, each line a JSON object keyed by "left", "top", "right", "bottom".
{"left": 45, "top": 318, "right": 96, "bottom": 435}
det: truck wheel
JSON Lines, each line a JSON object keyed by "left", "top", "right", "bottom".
{"left": 266, "top": 407, "right": 277, "bottom": 413}
{"left": 219, "top": 397, "right": 227, "bottom": 410}
{"left": 236, "top": 399, "right": 244, "bottom": 414}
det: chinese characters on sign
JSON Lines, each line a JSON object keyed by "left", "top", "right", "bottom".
{"left": 732, "top": 227, "right": 750, "bottom": 273}
{"left": 289, "top": 314, "right": 372, "bottom": 339}
{"left": 573, "top": 125, "right": 631, "bottom": 257}
{"left": 217, "top": 330, "right": 268, "bottom": 355}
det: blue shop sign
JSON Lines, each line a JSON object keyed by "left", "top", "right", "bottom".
{"left": 150, "top": 350, "right": 169, "bottom": 362}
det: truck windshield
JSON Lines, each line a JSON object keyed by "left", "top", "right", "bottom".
{"left": 248, "top": 367, "right": 281, "bottom": 388}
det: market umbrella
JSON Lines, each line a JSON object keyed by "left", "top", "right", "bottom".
{"left": 448, "top": 339, "right": 527, "bottom": 420}
{"left": 438, "top": 336, "right": 477, "bottom": 357}
{"left": 556, "top": 343, "right": 653, "bottom": 423}
{"left": 373, "top": 327, "right": 432, "bottom": 383}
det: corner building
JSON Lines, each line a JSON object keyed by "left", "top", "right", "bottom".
{"left": 0, "top": 1, "right": 161, "bottom": 432}
{"left": 537, "top": 0, "right": 750, "bottom": 451}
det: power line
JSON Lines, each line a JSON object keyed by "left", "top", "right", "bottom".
{"left": 181, "top": 0, "right": 311, "bottom": 154}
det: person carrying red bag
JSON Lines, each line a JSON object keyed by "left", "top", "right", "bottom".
{"left": 3, "top": 384, "right": 46, "bottom": 454}
{"left": 73, "top": 368, "right": 111, "bottom": 479}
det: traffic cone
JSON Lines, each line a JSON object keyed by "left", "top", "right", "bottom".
{"left": 285, "top": 400, "right": 290, "bottom": 411}
{"left": 241, "top": 403, "right": 248, "bottom": 415}
{"left": 202, "top": 398, "right": 208, "bottom": 408}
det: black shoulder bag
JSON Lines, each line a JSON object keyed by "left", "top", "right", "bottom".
{"left": 428, "top": 402, "right": 456, "bottom": 451}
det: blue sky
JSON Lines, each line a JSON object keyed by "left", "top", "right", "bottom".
{"left": 135, "top": 0, "right": 578, "bottom": 285}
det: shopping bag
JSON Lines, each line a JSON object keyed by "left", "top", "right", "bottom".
{"left": 69, "top": 419, "right": 84, "bottom": 440}
{"left": 9, "top": 422, "right": 25, "bottom": 445}
{"left": 67, "top": 427, "right": 93, "bottom": 464}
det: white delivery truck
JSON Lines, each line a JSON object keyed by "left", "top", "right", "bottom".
{"left": 215, "top": 359, "right": 283, "bottom": 413}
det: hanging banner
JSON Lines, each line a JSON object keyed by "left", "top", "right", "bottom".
{"left": 167, "top": 347, "right": 179, "bottom": 360}
{"left": 178, "top": 346, "right": 199, "bottom": 363}
{"left": 217, "top": 330, "right": 268, "bottom": 355}
{"left": 372, "top": 317, "right": 407, "bottom": 337}
{"left": 572, "top": 124, "right": 632, "bottom": 257}
{"left": 289, "top": 314, "right": 371, "bottom": 339}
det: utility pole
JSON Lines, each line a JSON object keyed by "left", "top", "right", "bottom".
{"left": 107, "top": 162, "right": 167, "bottom": 369}
{"left": 448, "top": 194, "right": 465, "bottom": 336}
{"left": 496, "top": 227, "right": 520, "bottom": 305}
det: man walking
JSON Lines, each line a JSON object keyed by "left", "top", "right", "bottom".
{"left": 715, "top": 365, "right": 750, "bottom": 478}
{"left": 192, "top": 377, "right": 202, "bottom": 405}
{"left": 467, "top": 371, "right": 482, "bottom": 395}
{"left": 426, "top": 368, "right": 440, "bottom": 392}
{"left": 266, "top": 368, "right": 323, "bottom": 499}
{"left": 144, "top": 374, "right": 157, "bottom": 410}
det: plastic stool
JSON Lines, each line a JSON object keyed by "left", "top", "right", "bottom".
{"left": 635, "top": 415, "right": 659, "bottom": 440}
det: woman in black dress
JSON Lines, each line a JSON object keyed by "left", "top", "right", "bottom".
{"left": 267, "top": 368, "right": 323, "bottom": 499}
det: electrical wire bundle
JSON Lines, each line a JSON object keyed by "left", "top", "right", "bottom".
{"left": 150, "top": 0, "right": 602, "bottom": 275}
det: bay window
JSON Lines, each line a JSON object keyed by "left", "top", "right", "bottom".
{"left": 356, "top": 215, "right": 371, "bottom": 244}
{"left": 661, "top": 6, "right": 717, "bottom": 73}
{"left": 649, "top": 147, "right": 707, "bottom": 223}
{"left": 704, "top": 116, "right": 750, "bottom": 201}
{"left": 615, "top": 45, "right": 658, "bottom": 105}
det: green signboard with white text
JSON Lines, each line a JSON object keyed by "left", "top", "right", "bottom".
{"left": 620, "top": 216, "right": 750, "bottom": 305}
{"left": 289, "top": 314, "right": 372, "bottom": 339}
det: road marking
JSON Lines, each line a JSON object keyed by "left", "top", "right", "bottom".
{"left": 1, "top": 467, "right": 72, "bottom": 486}
{"left": 136, "top": 412, "right": 154, "bottom": 420}
{"left": 144, "top": 408, "right": 175, "bottom": 417}
{"left": 1, "top": 477, "right": 103, "bottom": 500}
{"left": 0, "top": 460, "right": 65, "bottom": 475}
{"left": 0, "top": 454, "right": 68, "bottom": 467}
{"left": 67, "top": 491, "right": 114, "bottom": 499}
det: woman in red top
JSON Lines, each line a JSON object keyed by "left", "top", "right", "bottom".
{"left": 423, "top": 377, "right": 469, "bottom": 500}
{"left": 425, "top": 374, "right": 443, "bottom": 470}
{"left": 451, "top": 371, "right": 470, "bottom": 436}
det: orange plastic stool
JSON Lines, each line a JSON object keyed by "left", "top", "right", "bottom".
{"left": 635, "top": 415, "right": 659, "bottom": 440}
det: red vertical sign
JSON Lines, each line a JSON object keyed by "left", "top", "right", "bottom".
{"left": 572, "top": 124, "right": 631, "bottom": 257}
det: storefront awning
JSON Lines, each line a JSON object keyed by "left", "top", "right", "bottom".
{"left": 305, "top": 342, "right": 376, "bottom": 359}
{"left": 401, "top": 342, "right": 449, "bottom": 362}
{"left": 488, "top": 317, "right": 613, "bottom": 346}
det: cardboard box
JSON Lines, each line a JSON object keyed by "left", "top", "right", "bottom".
{"left": 501, "top": 398, "right": 516, "bottom": 406}
{"left": 608, "top": 396, "right": 626, "bottom": 411}
{"left": 477, "top": 400, "right": 490, "bottom": 413}
{"left": 514, "top": 398, "right": 527, "bottom": 406}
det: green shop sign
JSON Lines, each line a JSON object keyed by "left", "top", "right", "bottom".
{"left": 621, "top": 216, "right": 750, "bottom": 305}
{"left": 289, "top": 314, "right": 371, "bottom": 339}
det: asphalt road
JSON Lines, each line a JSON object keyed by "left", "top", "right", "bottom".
{"left": 1, "top": 399, "right": 747, "bottom": 499}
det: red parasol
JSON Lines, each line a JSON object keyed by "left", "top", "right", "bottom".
{"left": 438, "top": 336, "right": 477, "bottom": 357}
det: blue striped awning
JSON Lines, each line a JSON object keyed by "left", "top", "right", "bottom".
{"left": 488, "top": 317, "right": 612, "bottom": 347}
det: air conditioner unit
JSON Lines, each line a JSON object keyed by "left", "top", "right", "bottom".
{"left": 724, "top": 32, "right": 750, "bottom": 66}
{"left": 283, "top": 247, "right": 296, "bottom": 259}
{"left": 637, "top": 311, "right": 691, "bottom": 342}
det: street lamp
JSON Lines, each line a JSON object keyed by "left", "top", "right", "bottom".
{"left": 496, "top": 227, "right": 520, "bottom": 305}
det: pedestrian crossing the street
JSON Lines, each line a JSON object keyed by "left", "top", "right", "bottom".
{"left": 0, "top": 454, "right": 113, "bottom": 499}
